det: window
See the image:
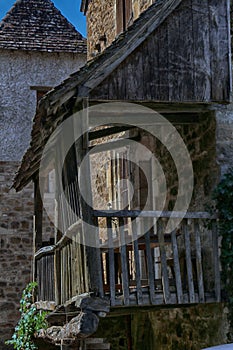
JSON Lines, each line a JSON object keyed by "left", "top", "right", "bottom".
{"left": 30, "top": 86, "right": 52, "bottom": 104}
{"left": 116, "top": 0, "right": 132, "bottom": 35}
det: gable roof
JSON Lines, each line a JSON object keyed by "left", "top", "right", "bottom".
{"left": 0, "top": 0, "right": 86, "bottom": 53}
{"left": 13, "top": 0, "right": 183, "bottom": 191}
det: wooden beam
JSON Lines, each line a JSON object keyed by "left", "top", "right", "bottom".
{"left": 93, "top": 210, "right": 216, "bottom": 219}
{"left": 89, "top": 125, "right": 135, "bottom": 141}
{"left": 34, "top": 177, "right": 44, "bottom": 250}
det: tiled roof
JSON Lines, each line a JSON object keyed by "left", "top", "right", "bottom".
{"left": 0, "top": 0, "right": 87, "bottom": 53}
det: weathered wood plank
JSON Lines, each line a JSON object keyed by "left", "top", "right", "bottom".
{"left": 107, "top": 218, "right": 116, "bottom": 306}
{"left": 34, "top": 177, "right": 44, "bottom": 249}
{"left": 158, "top": 220, "right": 171, "bottom": 304}
{"left": 183, "top": 221, "right": 195, "bottom": 303}
{"left": 171, "top": 229, "right": 183, "bottom": 304}
{"left": 212, "top": 221, "right": 221, "bottom": 302}
{"left": 60, "top": 248, "right": 64, "bottom": 304}
{"left": 167, "top": 7, "right": 181, "bottom": 101}
{"left": 157, "top": 20, "right": 169, "bottom": 100}
{"left": 93, "top": 210, "right": 215, "bottom": 219}
{"left": 92, "top": 217, "right": 104, "bottom": 298}
{"left": 55, "top": 250, "right": 61, "bottom": 304}
{"left": 192, "top": 0, "right": 211, "bottom": 101}
{"left": 89, "top": 125, "right": 135, "bottom": 141}
{"left": 126, "top": 49, "right": 144, "bottom": 100}
{"left": 178, "top": 0, "right": 194, "bottom": 101}
{"left": 209, "top": 0, "right": 231, "bottom": 101}
{"left": 119, "top": 218, "right": 130, "bottom": 306}
{"left": 194, "top": 220, "right": 205, "bottom": 303}
{"left": 131, "top": 219, "right": 143, "bottom": 305}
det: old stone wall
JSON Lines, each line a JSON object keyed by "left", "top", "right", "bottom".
{"left": 0, "top": 49, "right": 86, "bottom": 161}
{"left": 215, "top": 105, "right": 233, "bottom": 176}
{"left": 89, "top": 112, "right": 218, "bottom": 212}
{"left": 86, "top": 0, "right": 155, "bottom": 58}
{"left": 0, "top": 48, "right": 86, "bottom": 348}
{"left": 95, "top": 303, "right": 229, "bottom": 350}
{"left": 0, "top": 161, "right": 33, "bottom": 349}
{"left": 86, "top": 0, "right": 115, "bottom": 59}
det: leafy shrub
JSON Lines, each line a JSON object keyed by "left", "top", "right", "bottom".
{"left": 6, "top": 282, "right": 48, "bottom": 350}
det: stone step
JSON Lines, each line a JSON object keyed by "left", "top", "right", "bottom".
{"left": 85, "top": 338, "right": 110, "bottom": 350}
{"left": 85, "top": 338, "right": 105, "bottom": 344}
{"left": 86, "top": 344, "right": 110, "bottom": 350}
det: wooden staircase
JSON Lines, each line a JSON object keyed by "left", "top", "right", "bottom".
{"left": 84, "top": 338, "right": 111, "bottom": 349}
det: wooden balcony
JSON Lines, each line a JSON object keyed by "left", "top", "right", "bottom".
{"left": 35, "top": 210, "right": 220, "bottom": 309}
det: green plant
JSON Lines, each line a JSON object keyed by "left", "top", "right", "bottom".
{"left": 212, "top": 170, "right": 233, "bottom": 331}
{"left": 6, "top": 282, "right": 48, "bottom": 350}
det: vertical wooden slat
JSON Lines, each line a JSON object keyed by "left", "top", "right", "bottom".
{"left": 158, "top": 220, "right": 171, "bottom": 304}
{"left": 55, "top": 250, "right": 60, "bottom": 304}
{"left": 183, "top": 220, "right": 195, "bottom": 303}
{"left": 73, "top": 235, "right": 82, "bottom": 294}
{"left": 63, "top": 246, "right": 66, "bottom": 304}
{"left": 107, "top": 218, "right": 116, "bottom": 306}
{"left": 132, "top": 218, "right": 143, "bottom": 305}
{"left": 67, "top": 185, "right": 73, "bottom": 226}
{"left": 171, "top": 229, "right": 183, "bottom": 304}
{"left": 194, "top": 220, "right": 205, "bottom": 303}
{"left": 119, "top": 218, "right": 130, "bottom": 305}
{"left": 65, "top": 187, "right": 71, "bottom": 228}
{"left": 209, "top": 0, "right": 231, "bottom": 101}
{"left": 34, "top": 177, "right": 44, "bottom": 250}
{"left": 212, "top": 221, "right": 221, "bottom": 302}
{"left": 142, "top": 218, "right": 156, "bottom": 305}
{"left": 67, "top": 243, "right": 71, "bottom": 300}
{"left": 60, "top": 248, "right": 63, "bottom": 304}
{"left": 60, "top": 192, "right": 67, "bottom": 233}
{"left": 92, "top": 217, "right": 104, "bottom": 298}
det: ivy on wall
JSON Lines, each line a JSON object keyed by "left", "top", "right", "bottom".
{"left": 212, "top": 170, "right": 233, "bottom": 332}
{"left": 6, "top": 282, "right": 48, "bottom": 350}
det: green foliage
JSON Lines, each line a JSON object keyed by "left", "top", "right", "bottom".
{"left": 6, "top": 282, "right": 48, "bottom": 350}
{"left": 212, "top": 170, "right": 233, "bottom": 330}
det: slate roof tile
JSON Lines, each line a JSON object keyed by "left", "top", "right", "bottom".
{"left": 0, "top": 0, "right": 87, "bottom": 53}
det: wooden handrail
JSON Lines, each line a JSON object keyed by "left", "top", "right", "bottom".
{"left": 35, "top": 245, "right": 55, "bottom": 259}
{"left": 93, "top": 210, "right": 217, "bottom": 219}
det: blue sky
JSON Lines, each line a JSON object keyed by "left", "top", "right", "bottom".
{"left": 0, "top": 0, "right": 87, "bottom": 37}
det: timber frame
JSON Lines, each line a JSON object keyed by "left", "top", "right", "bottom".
{"left": 12, "top": 0, "right": 231, "bottom": 345}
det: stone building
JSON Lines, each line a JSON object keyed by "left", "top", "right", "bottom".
{"left": 0, "top": 0, "right": 86, "bottom": 347}
{"left": 10, "top": 0, "right": 233, "bottom": 349}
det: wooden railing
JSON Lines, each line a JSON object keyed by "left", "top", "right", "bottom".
{"left": 35, "top": 246, "right": 55, "bottom": 302}
{"left": 55, "top": 226, "right": 89, "bottom": 305}
{"left": 92, "top": 210, "right": 220, "bottom": 306}
{"left": 58, "top": 177, "right": 80, "bottom": 234}
{"left": 35, "top": 210, "right": 220, "bottom": 308}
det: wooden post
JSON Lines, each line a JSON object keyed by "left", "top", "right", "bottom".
{"left": 34, "top": 176, "right": 44, "bottom": 250}
{"left": 119, "top": 217, "right": 130, "bottom": 305}
{"left": 194, "top": 220, "right": 205, "bottom": 303}
{"left": 74, "top": 98, "right": 104, "bottom": 297}
{"left": 132, "top": 218, "right": 143, "bottom": 305}
{"left": 171, "top": 229, "right": 183, "bottom": 304}
{"left": 158, "top": 220, "right": 171, "bottom": 304}
{"left": 107, "top": 218, "right": 116, "bottom": 306}
{"left": 183, "top": 220, "right": 195, "bottom": 303}
{"left": 212, "top": 221, "right": 221, "bottom": 302}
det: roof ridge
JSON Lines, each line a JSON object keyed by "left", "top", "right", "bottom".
{"left": 0, "top": 0, "right": 87, "bottom": 53}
